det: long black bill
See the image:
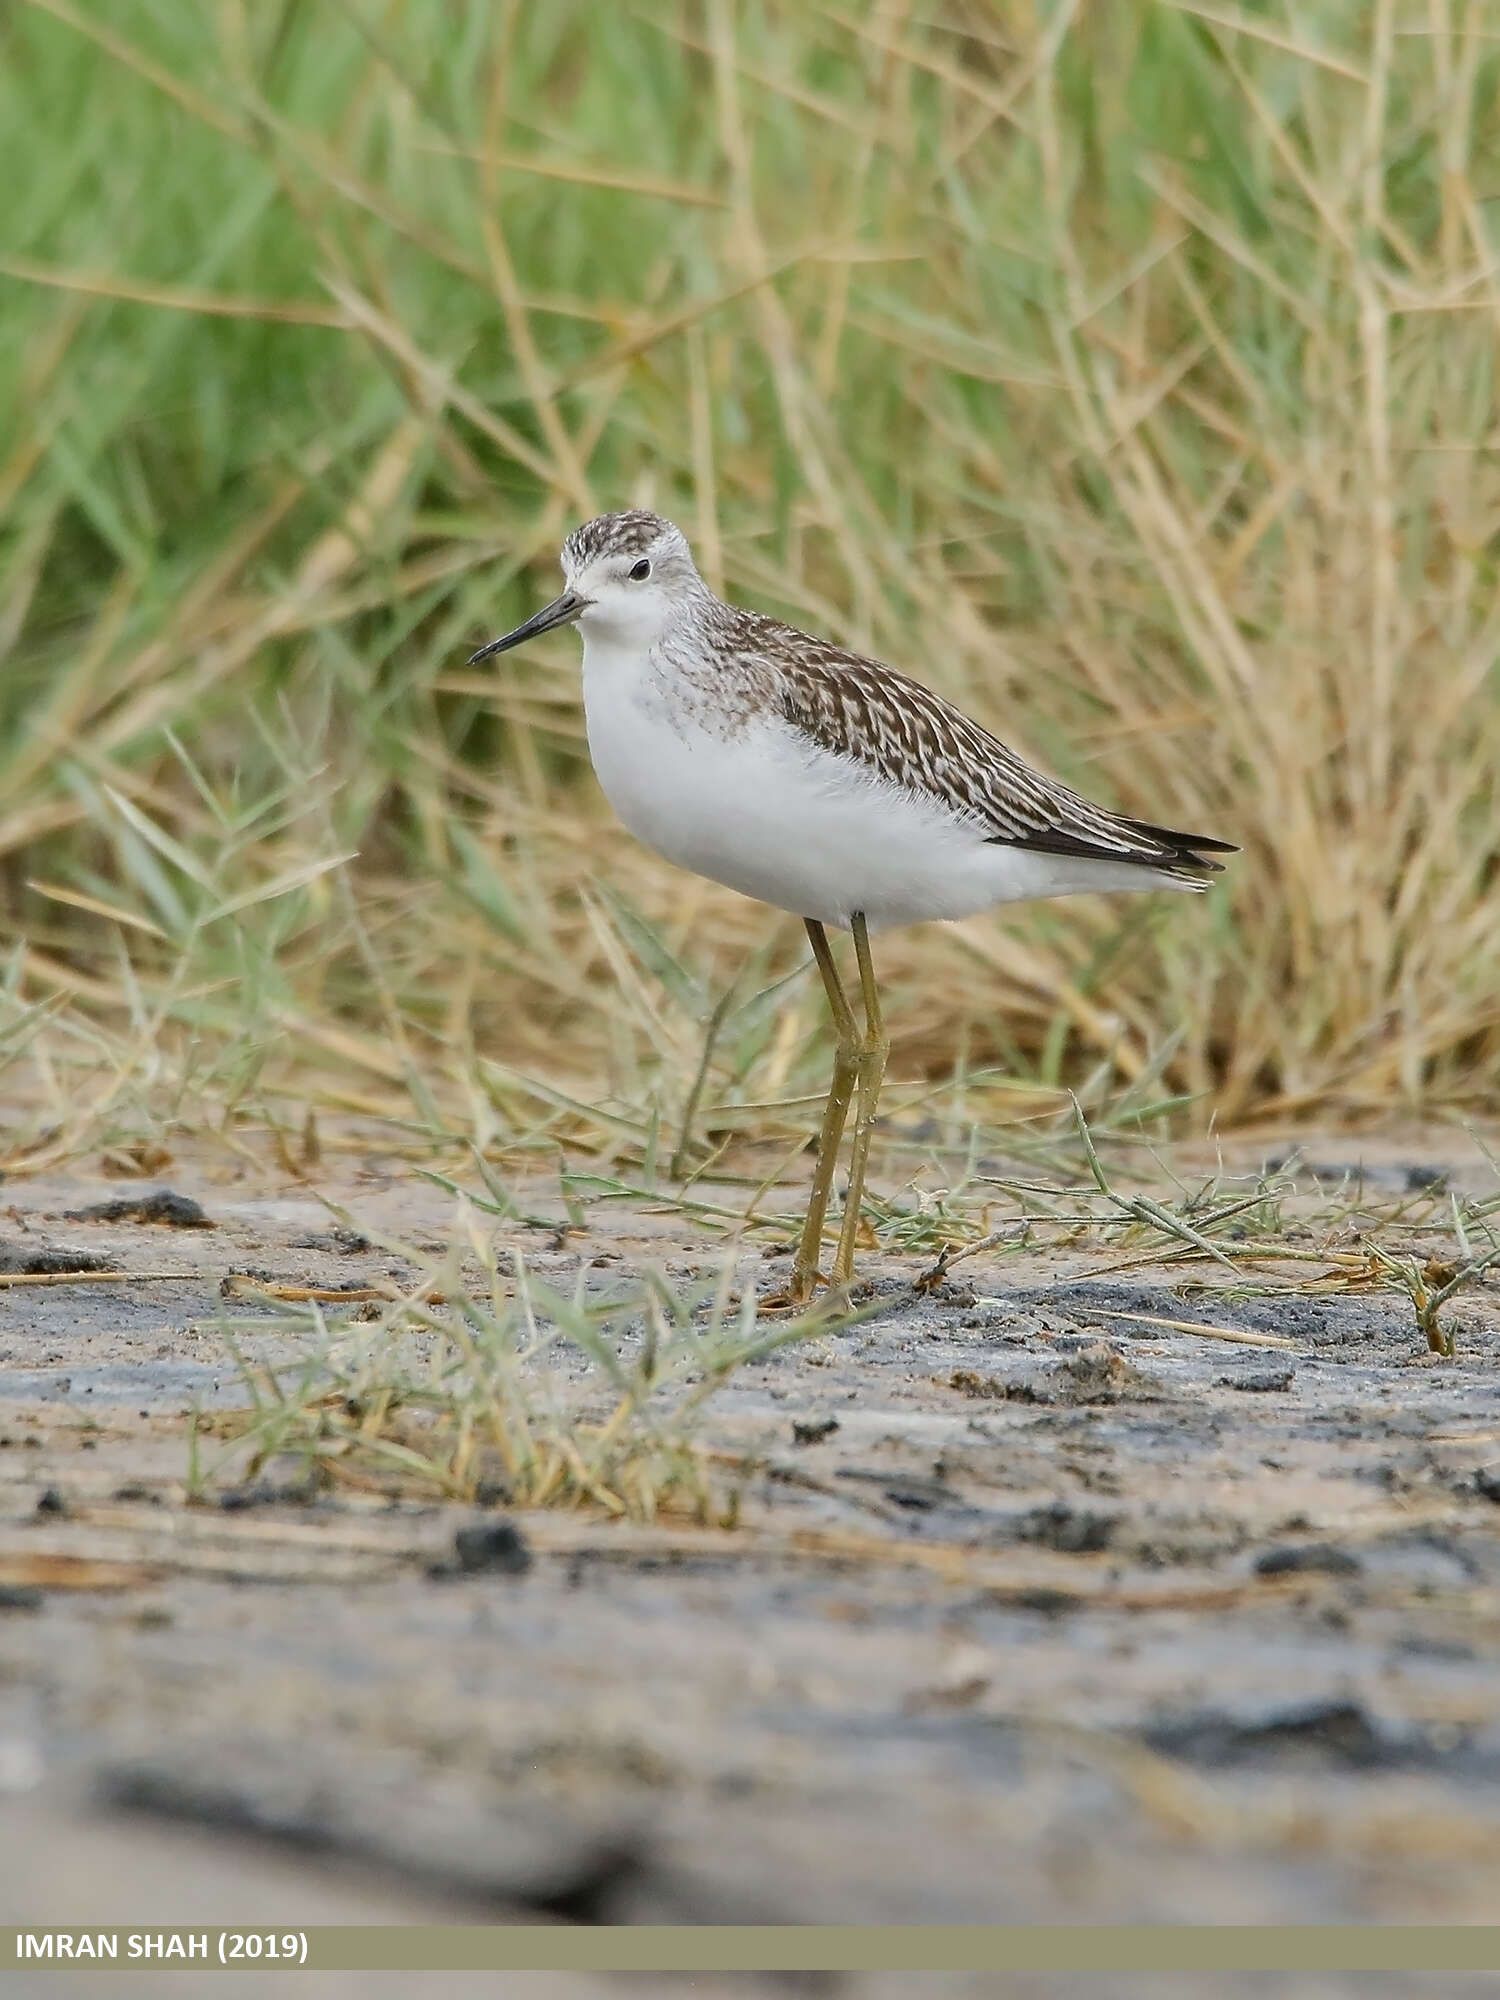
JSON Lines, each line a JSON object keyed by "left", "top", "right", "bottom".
{"left": 468, "top": 590, "right": 588, "bottom": 665}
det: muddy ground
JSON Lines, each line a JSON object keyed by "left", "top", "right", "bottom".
{"left": 2, "top": 1129, "right": 1500, "bottom": 1994}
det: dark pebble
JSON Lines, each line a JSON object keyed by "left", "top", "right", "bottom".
{"left": 1255, "top": 1542, "right": 1362, "bottom": 1577}
{"left": 1014, "top": 1500, "right": 1119, "bottom": 1555}
{"left": 0, "top": 1245, "right": 110, "bottom": 1275}
{"left": 35, "top": 1486, "right": 68, "bottom": 1517}
{"left": 62, "top": 1189, "right": 211, "bottom": 1228}
{"left": 0, "top": 1585, "right": 44, "bottom": 1612}
{"left": 217, "top": 1479, "right": 321, "bottom": 1512}
{"left": 996, "top": 1586, "right": 1080, "bottom": 1618}
{"left": 792, "top": 1416, "right": 840, "bottom": 1446}
{"left": 449, "top": 1520, "right": 532, "bottom": 1576}
{"left": 1219, "top": 1369, "right": 1295, "bottom": 1393}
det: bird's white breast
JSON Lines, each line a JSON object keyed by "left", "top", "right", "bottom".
{"left": 579, "top": 634, "right": 1186, "bottom": 930}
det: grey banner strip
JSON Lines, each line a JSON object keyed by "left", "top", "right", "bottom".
{"left": 9, "top": 1927, "right": 1500, "bottom": 1972}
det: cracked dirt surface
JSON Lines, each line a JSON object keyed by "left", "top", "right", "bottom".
{"left": 2, "top": 1129, "right": 1500, "bottom": 1981}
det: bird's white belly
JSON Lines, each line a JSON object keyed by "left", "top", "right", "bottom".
{"left": 582, "top": 662, "right": 1178, "bottom": 931}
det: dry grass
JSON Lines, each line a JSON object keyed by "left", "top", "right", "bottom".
{"left": 190, "top": 1225, "right": 848, "bottom": 1520}
{"left": 3, "top": 0, "right": 1500, "bottom": 1189}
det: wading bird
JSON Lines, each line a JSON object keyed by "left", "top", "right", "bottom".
{"left": 471, "top": 512, "right": 1233, "bottom": 1306}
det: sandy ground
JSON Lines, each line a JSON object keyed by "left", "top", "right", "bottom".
{"left": 2, "top": 1128, "right": 1499, "bottom": 1982}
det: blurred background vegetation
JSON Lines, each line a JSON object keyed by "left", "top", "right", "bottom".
{"left": 2, "top": 0, "right": 1500, "bottom": 1178}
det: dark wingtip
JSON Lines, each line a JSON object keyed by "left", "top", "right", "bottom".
{"left": 996, "top": 817, "right": 1235, "bottom": 876}
{"left": 1122, "top": 818, "right": 1237, "bottom": 867}
{"left": 1181, "top": 834, "right": 1239, "bottom": 855}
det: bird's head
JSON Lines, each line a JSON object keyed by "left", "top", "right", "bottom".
{"left": 469, "top": 510, "right": 704, "bottom": 664}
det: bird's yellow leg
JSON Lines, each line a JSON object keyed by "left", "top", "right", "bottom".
{"left": 832, "top": 913, "right": 890, "bottom": 1288}
{"left": 790, "top": 919, "right": 860, "bottom": 1306}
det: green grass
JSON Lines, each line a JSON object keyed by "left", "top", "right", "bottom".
{"left": 190, "top": 1238, "right": 846, "bottom": 1519}
{"left": 3, "top": 0, "right": 1500, "bottom": 1183}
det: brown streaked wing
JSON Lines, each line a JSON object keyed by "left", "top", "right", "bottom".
{"left": 757, "top": 625, "right": 1233, "bottom": 878}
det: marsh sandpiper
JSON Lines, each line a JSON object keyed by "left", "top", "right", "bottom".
{"left": 471, "top": 510, "right": 1234, "bottom": 1305}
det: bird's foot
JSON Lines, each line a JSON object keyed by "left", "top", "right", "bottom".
{"left": 757, "top": 1267, "right": 831, "bottom": 1315}
{"left": 757, "top": 1271, "right": 876, "bottom": 1318}
{"left": 755, "top": 1291, "right": 822, "bottom": 1316}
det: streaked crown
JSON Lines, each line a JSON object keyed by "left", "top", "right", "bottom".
{"left": 562, "top": 509, "right": 684, "bottom": 574}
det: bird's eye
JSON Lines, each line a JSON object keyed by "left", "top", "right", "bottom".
{"left": 628, "top": 558, "right": 651, "bottom": 581}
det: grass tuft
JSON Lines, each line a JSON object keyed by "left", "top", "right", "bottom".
{"left": 189, "top": 1224, "right": 837, "bottom": 1519}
